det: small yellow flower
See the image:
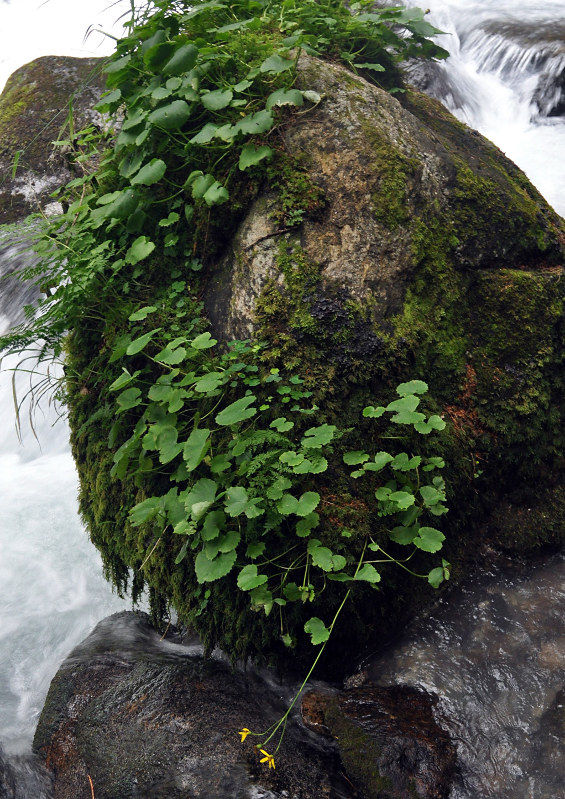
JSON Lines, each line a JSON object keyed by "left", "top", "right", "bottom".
{"left": 238, "top": 728, "right": 251, "bottom": 743}
{"left": 259, "top": 749, "right": 276, "bottom": 770}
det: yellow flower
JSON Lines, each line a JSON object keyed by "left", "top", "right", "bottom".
{"left": 238, "top": 728, "right": 251, "bottom": 743}
{"left": 259, "top": 749, "right": 276, "bottom": 770}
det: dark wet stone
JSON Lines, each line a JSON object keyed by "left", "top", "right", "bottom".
{"left": 302, "top": 684, "right": 457, "bottom": 799}
{"left": 33, "top": 612, "right": 353, "bottom": 799}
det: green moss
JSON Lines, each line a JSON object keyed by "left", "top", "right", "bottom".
{"left": 360, "top": 122, "right": 420, "bottom": 229}
{"left": 324, "top": 700, "right": 396, "bottom": 797}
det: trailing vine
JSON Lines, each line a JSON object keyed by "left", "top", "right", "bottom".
{"left": 0, "top": 0, "right": 451, "bottom": 763}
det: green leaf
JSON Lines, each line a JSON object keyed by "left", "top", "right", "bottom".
{"left": 126, "top": 328, "right": 161, "bottom": 355}
{"left": 191, "top": 332, "right": 218, "bottom": 349}
{"left": 386, "top": 395, "right": 420, "bottom": 413}
{"left": 185, "top": 478, "right": 217, "bottom": 518}
{"left": 283, "top": 583, "right": 302, "bottom": 601}
{"left": 278, "top": 493, "right": 299, "bottom": 515}
{"left": 183, "top": 428, "right": 210, "bottom": 472}
{"left": 201, "top": 510, "right": 225, "bottom": 541}
{"left": 343, "top": 451, "right": 369, "bottom": 465}
{"left": 190, "top": 123, "right": 220, "bottom": 144}
{"left": 420, "top": 485, "right": 445, "bottom": 506}
{"left": 391, "top": 453, "right": 422, "bottom": 471}
{"left": 372, "top": 451, "right": 394, "bottom": 470}
{"left": 388, "top": 491, "right": 416, "bottom": 510}
{"left": 224, "top": 485, "right": 248, "bottom": 516}
{"left": 266, "top": 476, "right": 292, "bottom": 500}
{"left": 354, "top": 564, "right": 381, "bottom": 583}
{"left": 392, "top": 410, "right": 426, "bottom": 425}
{"left": 363, "top": 405, "right": 385, "bottom": 418}
{"left": 195, "top": 549, "right": 237, "bottom": 582}
{"left": 428, "top": 566, "right": 445, "bottom": 588}
{"left": 265, "top": 88, "right": 304, "bottom": 110}
{"left": 129, "top": 306, "right": 157, "bottom": 321}
{"left": 234, "top": 109, "right": 273, "bottom": 135}
{"left": 280, "top": 450, "right": 304, "bottom": 467}
{"left": 116, "top": 387, "right": 142, "bottom": 413}
{"left": 108, "top": 368, "right": 140, "bottom": 391}
{"left": 239, "top": 144, "right": 273, "bottom": 171}
{"left": 193, "top": 371, "right": 224, "bottom": 393}
{"left": 303, "top": 90, "right": 322, "bottom": 103}
{"left": 396, "top": 380, "right": 428, "bottom": 396}
{"left": 155, "top": 345, "right": 187, "bottom": 365}
{"left": 216, "top": 396, "right": 256, "bottom": 426}
{"left": 296, "top": 492, "right": 320, "bottom": 517}
{"left": 302, "top": 423, "right": 337, "bottom": 449}
{"left": 129, "top": 496, "right": 162, "bottom": 526}
{"left": 203, "top": 181, "right": 229, "bottom": 206}
{"left": 260, "top": 53, "right": 295, "bottom": 74}
{"left": 293, "top": 456, "right": 327, "bottom": 474}
{"left": 131, "top": 158, "right": 167, "bottom": 186}
{"left": 296, "top": 512, "right": 319, "bottom": 537}
{"left": 246, "top": 542, "right": 266, "bottom": 559}
{"left": 201, "top": 88, "right": 233, "bottom": 110}
{"left": 149, "top": 100, "right": 191, "bottom": 130}
{"left": 354, "top": 61, "right": 385, "bottom": 71}
{"left": 308, "top": 541, "right": 334, "bottom": 571}
{"left": 304, "top": 617, "right": 330, "bottom": 645}
{"left": 270, "top": 417, "right": 294, "bottom": 433}
{"left": 163, "top": 43, "right": 199, "bottom": 75}
{"left": 125, "top": 236, "right": 156, "bottom": 266}
{"left": 414, "top": 526, "right": 445, "bottom": 553}
{"left": 237, "top": 564, "right": 268, "bottom": 591}
{"left": 144, "top": 41, "right": 175, "bottom": 69}
{"left": 389, "top": 525, "right": 418, "bottom": 545}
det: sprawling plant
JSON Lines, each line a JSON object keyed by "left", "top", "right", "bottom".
{"left": 0, "top": 0, "right": 450, "bottom": 763}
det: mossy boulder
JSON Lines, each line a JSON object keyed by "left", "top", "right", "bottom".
{"left": 65, "top": 52, "right": 565, "bottom": 675}
{"left": 0, "top": 56, "right": 106, "bottom": 224}
{"left": 205, "top": 52, "right": 565, "bottom": 558}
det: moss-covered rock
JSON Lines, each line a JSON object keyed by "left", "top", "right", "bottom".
{"left": 62, "top": 51, "right": 565, "bottom": 674}
{"left": 0, "top": 56, "right": 106, "bottom": 224}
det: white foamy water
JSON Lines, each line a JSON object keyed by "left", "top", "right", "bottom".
{"left": 0, "top": 257, "right": 130, "bottom": 754}
{"left": 408, "top": 0, "right": 565, "bottom": 216}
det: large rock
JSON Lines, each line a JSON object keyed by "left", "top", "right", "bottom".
{"left": 62, "top": 49, "right": 565, "bottom": 676}
{"left": 33, "top": 612, "right": 349, "bottom": 799}
{"left": 0, "top": 56, "right": 106, "bottom": 224}
{"left": 204, "top": 52, "right": 565, "bottom": 560}
{"left": 34, "top": 612, "right": 458, "bottom": 799}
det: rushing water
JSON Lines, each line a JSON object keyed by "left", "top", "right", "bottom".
{"left": 407, "top": 0, "right": 565, "bottom": 216}
{"left": 364, "top": 555, "right": 565, "bottom": 798}
{"left": 0, "top": 238, "right": 130, "bottom": 757}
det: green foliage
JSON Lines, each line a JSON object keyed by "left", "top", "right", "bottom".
{"left": 0, "top": 0, "right": 450, "bottom": 666}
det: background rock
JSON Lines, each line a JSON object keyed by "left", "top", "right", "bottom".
{"left": 0, "top": 55, "right": 106, "bottom": 224}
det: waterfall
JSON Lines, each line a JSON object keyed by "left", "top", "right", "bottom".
{"left": 406, "top": 0, "right": 565, "bottom": 216}
{"left": 0, "top": 237, "right": 129, "bottom": 757}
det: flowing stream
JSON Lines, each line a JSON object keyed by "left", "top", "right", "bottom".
{"left": 0, "top": 239, "right": 130, "bottom": 760}
{"left": 0, "top": 0, "right": 565, "bottom": 795}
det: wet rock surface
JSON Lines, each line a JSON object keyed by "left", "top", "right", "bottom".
{"left": 302, "top": 684, "right": 457, "bottom": 799}
{"left": 33, "top": 612, "right": 354, "bottom": 799}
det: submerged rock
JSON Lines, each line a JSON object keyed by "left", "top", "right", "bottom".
{"left": 302, "top": 684, "right": 457, "bottom": 799}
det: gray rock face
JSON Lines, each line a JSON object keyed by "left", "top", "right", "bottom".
{"left": 204, "top": 52, "right": 564, "bottom": 342}
{"left": 0, "top": 56, "right": 106, "bottom": 224}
